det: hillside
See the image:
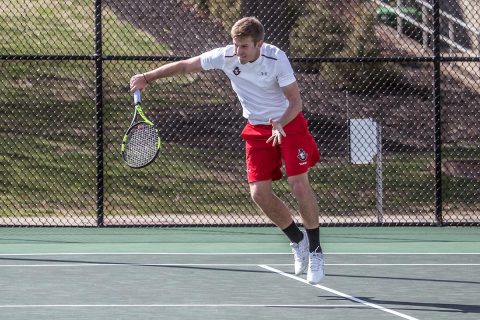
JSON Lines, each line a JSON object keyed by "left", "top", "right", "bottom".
{"left": 105, "top": 0, "right": 480, "bottom": 156}
{"left": 105, "top": 0, "right": 230, "bottom": 56}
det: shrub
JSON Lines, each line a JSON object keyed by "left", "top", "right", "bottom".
{"left": 290, "top": 0, "right": 401, "bottom": 92}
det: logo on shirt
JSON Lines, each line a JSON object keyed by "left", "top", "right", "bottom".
{"left": 233, "top": 67, "right": 241, "bottom": 76}
{"left": 297, "top": 148, "right": 308, "bottom": 163}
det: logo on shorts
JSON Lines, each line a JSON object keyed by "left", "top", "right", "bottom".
{"left": 297, "top": 148, "right": 308, "bottom": 164}
{"left": 233, "top": 67, "right": 241, "bottom": 76}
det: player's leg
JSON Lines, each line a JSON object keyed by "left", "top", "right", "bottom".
{"left": 287, "top": 172, "right": 319, "bottom": 230}
{"left": 249, "top": 180, "right": 309, "bottom": 275}
{"left": 241, "top": 120, "right": 308, "bottom": 275}
{"left": 249, "top": 180, "right": 292, "bottom": 229}
{"left": 287, "top": 172, "right": 325, "bottom": 284}
{"left": 281, "top": 124, "right": 322, "bottom": 252}
{"left": 288, "top": 172, "right": 322, "bottom": 253}
{"left": 242, "top": 128, "right": 294, "bottom": 229}
{"left": 281, "top": 114, "right": 325, "bottom": 283}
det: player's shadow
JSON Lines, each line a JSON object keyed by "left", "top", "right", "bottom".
{"left": 324, "top": 295, "right": 480, "bottom": 314}
{"left": 0, "top": 256, "right": 272, "bottom": 274}
{"left": 328, "top": 272, "right": 480, "bottom": 286}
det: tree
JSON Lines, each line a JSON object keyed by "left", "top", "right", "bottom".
{"left": 290, "top": 0, "right": 395, "bottom": 92}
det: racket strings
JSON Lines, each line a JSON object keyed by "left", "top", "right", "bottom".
{"left": 124, "top": 123, "right": 159, "bottom": 167}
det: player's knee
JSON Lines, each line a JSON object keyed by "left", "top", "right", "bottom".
{"left": 289, "top": 180, "right": 311, "bottom": 200}
{"left": 250, "top": 187, "right": 270, "bottom": 206}
{"left": 250, "top": 188, "right": 263, "bottom": 205}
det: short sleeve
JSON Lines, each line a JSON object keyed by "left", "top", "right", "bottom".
{"left": 200, "top": 47, "right": 226, "bottom": 71}
{"left": 276, "top": 53, "right": 296, "bottom": 87}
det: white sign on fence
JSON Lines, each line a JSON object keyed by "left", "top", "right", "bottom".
{"left": 349, "top": 118, "right": 378, "bottom": 164}
{"left": 349, "top": 117, "right": 384, "bottom": 222}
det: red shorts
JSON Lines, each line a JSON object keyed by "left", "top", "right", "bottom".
{"left": 241, "top": 113, "right": 320, "bottom": 183}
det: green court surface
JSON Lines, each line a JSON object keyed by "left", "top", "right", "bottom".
{"left": 0, "top": 227, "right": 479, "bottom": 320}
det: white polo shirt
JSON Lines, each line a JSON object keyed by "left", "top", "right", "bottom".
{"left": 200, "top": 43, "right": 296, "bottom": 125}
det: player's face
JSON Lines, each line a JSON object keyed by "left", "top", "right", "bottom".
{"left": 233, "top": 36, "right": 263, "bottom": 64}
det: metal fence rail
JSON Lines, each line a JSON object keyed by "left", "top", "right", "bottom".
{"left": 375, "top": 0, "right": 480, "bottom": 55}
{"left": 1, "top": 0, "right": 479, "bottom": 226}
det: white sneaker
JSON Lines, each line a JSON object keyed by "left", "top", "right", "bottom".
{"left": 290, "top": 231, "right": 309, "bottom": 275}
{"left": 307, "top": 250, "right": 325, "bottom": 284}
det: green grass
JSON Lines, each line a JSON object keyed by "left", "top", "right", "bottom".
{"left": 1, "top": 0, "right": 167, "bottom": 56}
{"left": 308, "top": 153, "right": 434, "bottom": 212}
{"left": 0, "top": 1, "right": 234, "bottom": 218}
{"left": 1, "top": 131, "right": 252, "bottom": 216}
{"left": 2, "top": 125, "right": 479, "bottom": 217}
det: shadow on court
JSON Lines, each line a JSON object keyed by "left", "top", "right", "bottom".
{"left": 0, "top": 256, "right": 275, "bottom": 274}
{"left": 352, "top": 297, "right": 480, "bottom": 315}
{"left": 327, "top": 272, "right": 480, "bottom": 285}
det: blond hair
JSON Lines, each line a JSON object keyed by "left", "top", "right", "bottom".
{"left": 231, "top": 17, "right": 264, "bottom": 43}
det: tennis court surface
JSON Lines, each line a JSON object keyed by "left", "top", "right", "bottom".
{"left": 0, "top": 227, "right": 479, "bottom": 320}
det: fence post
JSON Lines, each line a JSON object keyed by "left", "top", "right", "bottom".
{"left": 376, "top": 122, "right": 383, "bottom": 224}
{"left": 95, "top": 0, "right": 104, "bottom": 227}
{"left": 432, "top": 0, "right": 443, "bottom": 226}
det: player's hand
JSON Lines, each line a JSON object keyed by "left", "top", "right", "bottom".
{"left": 266, "top": 119, "right": 286, "bottom": 146}
{"left": 130, "top": 73, "right": 148, "bottom": 93}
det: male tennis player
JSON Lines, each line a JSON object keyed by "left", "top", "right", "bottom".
{"left": 130, "top": 17, "right": 325, "bottom": 284}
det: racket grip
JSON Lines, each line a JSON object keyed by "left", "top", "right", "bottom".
{"left": 134, "top": 90, "right": 142, "bottom": 105}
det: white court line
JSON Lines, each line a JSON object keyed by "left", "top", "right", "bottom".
{"left": 0, "top": 304, "right": 363, "bottom": 308}
{"left": 0, "top": 252, "right": 478, "bottom": 256}
{"left": 0, "top": 263, "right": 268, "bottom": 267}
{"left": 326, "top": 263, "right": 480, "bottom": 266}
{"left": 259, "top": 264, "right": 420, "bottom": 320}
{"left": 0, "top": 263, "right": 478, "bottom": 267}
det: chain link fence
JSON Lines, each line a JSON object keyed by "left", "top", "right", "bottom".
{"left": 1, "top": 0, "right": 479, "bottom": 226}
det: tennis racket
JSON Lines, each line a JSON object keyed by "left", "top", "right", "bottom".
{"left": 121, "top": 90, "right": 161, "bottom": 168}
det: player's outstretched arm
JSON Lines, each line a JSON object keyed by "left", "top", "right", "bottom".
{"left": 130, "top": 56, "right": 203, "bottom": 92}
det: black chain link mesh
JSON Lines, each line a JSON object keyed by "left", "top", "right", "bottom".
{"left": 1, "top": 0, "right": 479, "bottom": 226}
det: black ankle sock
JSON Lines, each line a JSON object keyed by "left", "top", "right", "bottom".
{"left": 282, "top": 222, "right": 304, "bottom": 244}
{"left": 306, "top": 227, "right": 322, "bottom": 253}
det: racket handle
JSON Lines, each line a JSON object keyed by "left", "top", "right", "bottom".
{"left": 134, "top": 90, "right": 142, "bottom": 105}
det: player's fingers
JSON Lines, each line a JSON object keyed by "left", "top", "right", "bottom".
{"left": 272, "top": 133, "right": 280, "bottom": 146}
{"left": 267, "top": 135, "right": 276, "bottom": 146}
{"left": 274, "top": 135, "right": 280, "bottom": 146}
{"left": 129, "top": 75, "right": 141, "bottom": 85}
{"left": 129, "top": 75, "right": 146, "bottom": 92}
{"left": 130, "top": 84, "right": 139, "bottom": 93}
{"left": 130, "top": 82, "right": 145, "bottom": 93}
{"left": 129, "top": 76, "right": 138, "bottom": 92}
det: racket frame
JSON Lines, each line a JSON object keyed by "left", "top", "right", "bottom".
{"left": 120, "top": 90, "right": 161, "bottom": 168}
